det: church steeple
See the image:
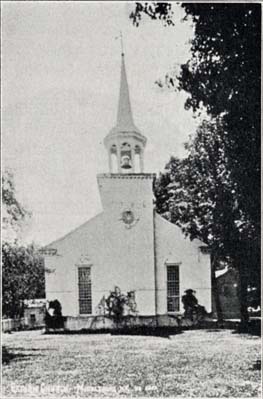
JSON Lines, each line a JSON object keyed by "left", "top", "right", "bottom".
{"left": 116, "top": 54, "right": 138, "bottom": 133}
{"left": 104, "top": 51, "right": 147, "bottom": 174}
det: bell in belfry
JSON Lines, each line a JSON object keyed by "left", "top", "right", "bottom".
{"left": 121, "top": 155, "right": 132, "bottom": 169}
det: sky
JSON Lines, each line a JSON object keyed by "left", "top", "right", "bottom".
{"left": 2, "top": 1, "right": 199, "bottom": 246}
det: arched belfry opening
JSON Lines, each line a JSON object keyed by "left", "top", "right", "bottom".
{"left": 120, "top": 143, "right": 132, "bottom": 172}
{"left": 134, "top": 145, "right": 143, "bottom": 173}
{"left": 109, "top": 144, "right": 118, "bottom": 173}
{"left": 104, "top": 52, "right": 147, "bottom": 174}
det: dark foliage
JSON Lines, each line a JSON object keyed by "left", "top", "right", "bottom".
{"left": 2, "top": 168, "right": 45, "bottom": 318}
{"left": 130, "top": 2, "right": 261, "bottom": 326}
{"left": 130, "top": 2, "right": 174, "bottom": 26}
{"left": 2, "top": 168, "right": 31, "bottom": 242}
{"left": 131, "top": 3, "right": 260, "bottom": 237}
{"left": 105, "top": 287, "right": 137, "bottom": 323}
{"left": 2, "top": 242, "right": 45, "bottom": 318}
{"left": 178, "top": 4, "right": 261, "bottom": 244}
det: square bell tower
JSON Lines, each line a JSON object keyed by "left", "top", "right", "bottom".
{"left": 96, "top": 51, "right": 157, "bottom": 315}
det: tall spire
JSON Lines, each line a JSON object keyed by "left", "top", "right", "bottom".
{"left": 104, "top": 42, "right": 147, "bottom": 174}
{"left": 116, "top": 53, "right": 137, "bottom": 132}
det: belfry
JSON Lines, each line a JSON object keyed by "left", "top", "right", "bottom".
{"left": 104, "top": 53, "right": 146, "bottom": 173}
{"left": 43, "top": 49, "right": 212, "bottom": 330}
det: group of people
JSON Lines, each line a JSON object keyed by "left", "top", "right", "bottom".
{"left": 45, "top": 288, "right": 206, "bottom": 327}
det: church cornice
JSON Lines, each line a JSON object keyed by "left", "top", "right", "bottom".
{"left": 97, "top": 173, "right": 156, "bottom": 180}
{"left": 104, "top": 129, "right": 147, "bottom": 146}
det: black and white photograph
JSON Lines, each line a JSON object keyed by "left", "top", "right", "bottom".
{"left": 2, "top": 1, "right": 261, "bottom": 398}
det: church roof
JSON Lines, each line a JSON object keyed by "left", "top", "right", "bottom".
{"left": 42, "top": 213, "right": 103, "bottom": 249}
{"left": 105, "top": 53, "right": 146, "bottom": 144}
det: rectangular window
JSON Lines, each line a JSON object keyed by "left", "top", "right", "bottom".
{"left": 167, "top": 265, "right": 180, "bottom": 312}
{"left": 78, "top": 267, "right": 92, "bottom": 314}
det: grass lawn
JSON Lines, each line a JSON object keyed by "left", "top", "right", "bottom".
{"left": 2, "top": 329, "right": 261, "bottom": 398}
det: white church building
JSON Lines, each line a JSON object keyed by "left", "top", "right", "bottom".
{"left": 43, "top": 53, "right": 212, "bottom": 328}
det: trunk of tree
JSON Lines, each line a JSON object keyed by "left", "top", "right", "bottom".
{"left": 231, "top": 249, "right": 249, "bottom": 330}
{"left": 211, "top": 252, "right": 224, "bottom": 326}
{"left": 237, "top": 259, "right": 249, "bottom": 329}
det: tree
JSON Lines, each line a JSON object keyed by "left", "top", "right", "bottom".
{"left": 130, "top": 2, "right": 174, "bottom": 27}
{"left": 2, "top": 241, "right": 45, "bottom": 318}
{"left": 178, "top": 4, "right": 260, "bottom": 242}
{"left": 131, "top": 2, "right": 261, "bottom": 327}
{"left": 155, "top": 118, "right": 242, "bottom": 323}
{"left": 131, "top": 3, "right": 260, "bottom": 233}
{"left": 2, "top": 168, "right": 31, "bottom": 242}
{"left": 104, "top": 287, "right": 138, "bottom": 324}
{"left": 2, "top": 168, "right": 45, "bottom": 318}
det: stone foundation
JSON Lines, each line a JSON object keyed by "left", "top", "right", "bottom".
{"left": 59, "top": 314, "right": 190, "bottom": 332}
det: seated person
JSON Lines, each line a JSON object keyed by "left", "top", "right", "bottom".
{"left": 182, "top": 289, "right": 206, "bottom": 320}
{"left": 182, "top": 289, "right": 198, "bottom": 312}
